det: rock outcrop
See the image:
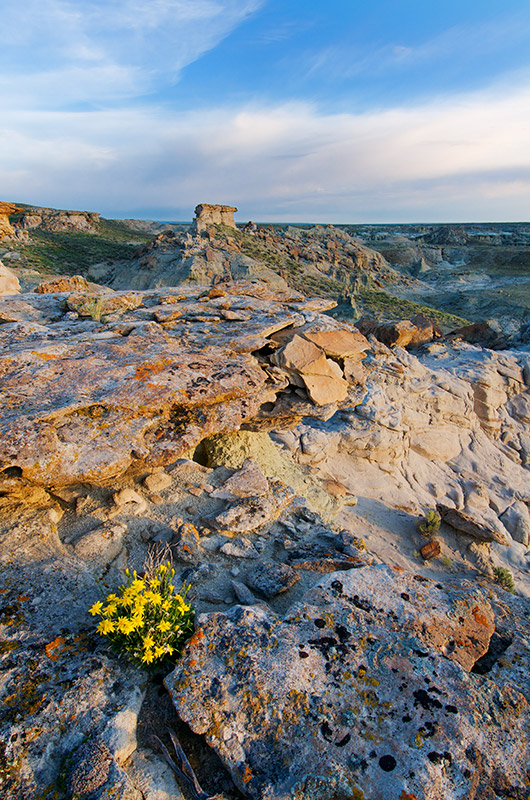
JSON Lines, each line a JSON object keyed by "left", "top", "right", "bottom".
{"left": 16, "top": 208, "right": 100, "bottom": 232}
{"left": 190, "top": 203, "right": 238, "bottom": 234}
{"left": 0, "top": 281, "right": 364, "bottom": 489}
{"left": 0, "top": 201, "right": 21, "bottom": 240}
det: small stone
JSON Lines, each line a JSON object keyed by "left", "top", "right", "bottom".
{"left": 113, "top": 487, "right": 145, "bottom": 507}
{"left": 220, "top": 538, "right": 259, "bottom": 559}
{"left": 73, "top": 523, "right": 126, "bottom": 566}
{"left": 143, "top": 470, "right": 173, "bottom": 493}
{"left": 212, "top": 458, "right": 269, "bottom": 500}
{"left": 420, "top": 540, "right": 442, "bottom": 561}
{"left": 231, "top": 580, "right": 259, "bottom": 605}
{"left": 188, "top": 486, "right": 203, "bottom": 497}
{"left": 173, "top": 521, "right": 202, "bottom": 564}
{"left": 246, "top": 561, "right": 300, "bottom": 598}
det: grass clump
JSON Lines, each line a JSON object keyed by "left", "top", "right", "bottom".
{"left": 417, "top": 510, "right": 441, "bottom": 538}
{"left": 493, "top": 566, "right": 516, "bottom": 594}
{"left": 77, "top": 295, "right": 104, "bottom": 321}
{"left": 89, "top": 556, "right": 194, "bottom": 669}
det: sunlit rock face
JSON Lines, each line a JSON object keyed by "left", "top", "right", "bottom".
{"left": 0, "top": 201, "right": 21, "bottom": 240}
{"left": 190, "top": 202, "right": 238, "bottom": 234}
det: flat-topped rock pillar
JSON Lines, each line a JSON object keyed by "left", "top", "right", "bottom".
{"left": 191, "top": 203, "right": 238, "bottom": 234}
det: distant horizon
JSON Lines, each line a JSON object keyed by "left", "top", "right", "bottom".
{"left": 11, "top": 200, "right": 530, "bottom": 228}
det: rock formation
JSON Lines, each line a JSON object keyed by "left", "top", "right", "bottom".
{"left": 0, "top": 201, "right": 21, "bottom": 240}
{"left": 1, "top": 208, "right": 530, "bottom": 800}
{"left": 190, "top": 202, "right": 238, "bottom": 234}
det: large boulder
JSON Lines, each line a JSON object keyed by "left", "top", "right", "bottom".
{"left": 0, "top": 261, "right": 20, "bottom": 295}
{"left": 165, "top": 565, "right": 530, "bottom": 800}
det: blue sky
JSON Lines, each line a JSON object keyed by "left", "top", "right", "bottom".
{"left": 1, "top": 0, "right": 530, "bottom": 222}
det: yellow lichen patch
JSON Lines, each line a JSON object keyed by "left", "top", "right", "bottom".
{"left": 45, "top": 636, "right": 66, "bottom": 661}
{"left": 128, "top": 358, "right": 174, "bottom": 382}
{"left": 241, "top": 765, "right": 253, "bottom": 784}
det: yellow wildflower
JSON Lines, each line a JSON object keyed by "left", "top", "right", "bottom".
{"left": 89, "top": 600, "right": 104, "bottom": 616}
{"left": 131, "top": 578, "right": 145, "bottom": 593}
{"left": 157, "top": 619, "right": 171, "bottom": 633}
{"left": 97, "top": 619, "right": 115, "bottom": 635}
{"left": 150, "top": 578, "right": 161, "bottom": 590}
{"left": 104, "top": 603, "right": 118, "bottom": 617}
{"left": 166, "top": 645, "right": 174, "bottom": 655}
{"left": 154, "top": 646, "right": 165, "bottom": 658}
{"left": 161, "top": 599, "right": 171, "bottom": 612}
{"left": 117, "top": 617, "right": 135, "bottom": 635}
{"left": 143, "top": 634, "right": 154, "bottom": 649}
{"left": 142, "top": 649, "right": 154, "bottom": 664}
{"left": 150, "top": 592, "right": 162, "bottom": 607}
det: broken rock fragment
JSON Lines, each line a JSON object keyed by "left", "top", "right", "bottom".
{"left": 271, "top": 334, "right": 348, "bottom": 405}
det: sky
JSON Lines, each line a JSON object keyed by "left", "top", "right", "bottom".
{"left": 1, "top": 0, "right": 530, "bottom": 222}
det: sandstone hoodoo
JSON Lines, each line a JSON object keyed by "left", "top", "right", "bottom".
{"left": 0, "top": 201, "right": 21, "bottom": 240}
{"left": 1, "top": 202, "right": 530, "bottom": 800}
{"left": 190, "top": 202, "right": 238, "bottom": 233}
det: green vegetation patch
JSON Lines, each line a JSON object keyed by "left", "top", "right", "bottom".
{"left": 8, "top": 219, "right": 153, "bottom": 277}
{"left": 357, "top": 289, "right": 470, "bottom": 328}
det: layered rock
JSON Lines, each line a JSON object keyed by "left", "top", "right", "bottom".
{"left": 0, "top": 281, "right": 368, "bottom": 489}
{"left": 190, "top": 203, "right": 238, "bottom": 234}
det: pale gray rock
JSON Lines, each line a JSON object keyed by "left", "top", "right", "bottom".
{"left": 501, "top": 501, "right": 530, "bottom": 547}
{"left": 212, "top": 458, "right": 269, "bottom": 500}
{"left": 231, "top": 579, "right": 259, "bottom": 605}
{"left": 210, "top": 482, "right": 295, "bottom": 533}
{"left": 245, "top": 560, "right": 300, "bottom": 598}
{"left": 166, "top": 566, "right": 527, "bottom": 800}
{"left": 73, "top": 522, "right": 126, "bottom": 567}
{"left": 220, "top": 538, "right": 259, "bottom": 559}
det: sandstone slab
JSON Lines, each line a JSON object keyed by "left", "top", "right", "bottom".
{"left": 438, "top": 503, "right": 511, "bottom": 545}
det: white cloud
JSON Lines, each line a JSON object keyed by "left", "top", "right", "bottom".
{"left": 1, "top": 79, "right": 530, "bottom": 222}
{"left": 0, "top": 0, "right": 264, "bottom": 109}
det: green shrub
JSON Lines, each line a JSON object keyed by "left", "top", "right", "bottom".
{"left": 417, "top": 510, "right": 441, "bottom": 537}
{"left": 493, "top": 566, "right": 516, "bottom": 594}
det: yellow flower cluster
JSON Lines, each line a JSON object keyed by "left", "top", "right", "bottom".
{"left": 89, "top": 562, "right": 194, "bottom": 668}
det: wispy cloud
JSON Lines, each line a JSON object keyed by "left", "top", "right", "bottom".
{"left": 302, "top": 7, "right": 530, "bottom": 86}
{"left": 2, "top": 77, "right": 529, "bottom": 222}
{"left": 0, "top": 0, "right": 264, "bottom": 109}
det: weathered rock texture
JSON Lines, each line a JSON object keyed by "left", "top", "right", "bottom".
{"left": 191, "top": 203, "right": 238, "bottom": 234}
{"left": 0, "top": 261, "right": 21, "bottom": 295}
{"left": 16, "top": 208, "right": 100, "bottom": 232}
{"left": 0, "top": 281, "right": 366, "bottom": 490}
{"left": 166, "top": 565, "right": 530, "bottom": 800}
{"left": 0, "top": 201, "right": 21, "bottom": 240}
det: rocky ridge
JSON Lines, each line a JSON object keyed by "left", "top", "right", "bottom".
{"left": 0, "top": 218, "right": 529, "bottom": 799}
